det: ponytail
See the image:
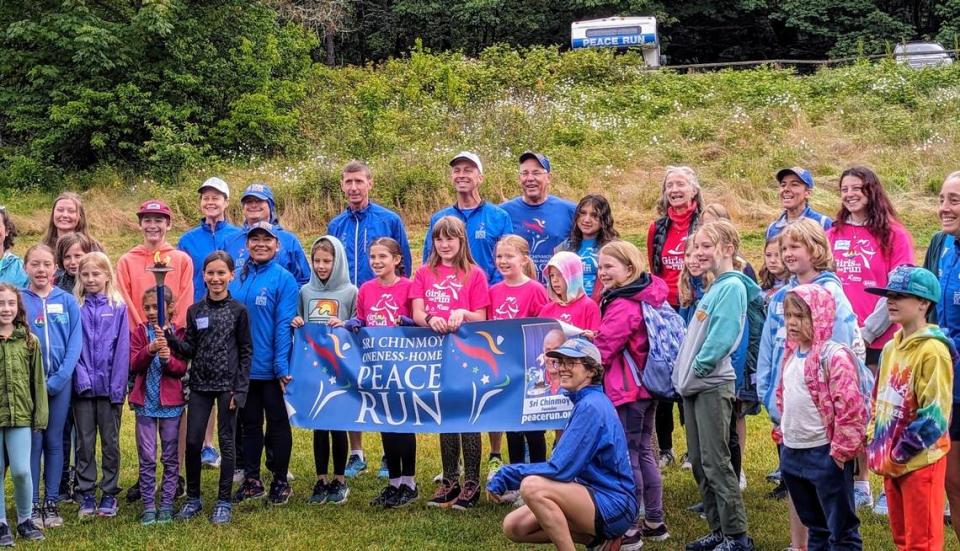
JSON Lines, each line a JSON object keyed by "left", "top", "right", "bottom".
{"left": 497, "top": 235, "right": 535, "bottom": 280}
{"left": 522, "top": 257, "right": 536, "bottom": 280}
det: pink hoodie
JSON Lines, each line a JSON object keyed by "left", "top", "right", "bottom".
{"left": 116, "top": 242, "right": 194, "bottom": 329}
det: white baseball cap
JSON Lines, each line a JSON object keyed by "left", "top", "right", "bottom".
{"left": 198, "top": 177, "right": 230, "bottom": 198}
{"left": 449, "top": 151, "right": 483, "bottom": 174}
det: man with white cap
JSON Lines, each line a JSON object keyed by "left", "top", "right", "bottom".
{"left": 422, "top": 151, "right": 513, "bottom": 284}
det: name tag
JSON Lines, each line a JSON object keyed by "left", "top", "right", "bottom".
{"left": 197, "top": 317, "right": 209, "bottom": 330}
{"left": 46, "top": 303, "right": 63, "bottom": 315}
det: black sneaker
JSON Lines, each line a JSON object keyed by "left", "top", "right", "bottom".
{"left": 766, "top": 480, "right": 788, "bottom": 500}
{"left": 640, "top": 522, "right": 670, "bottom": 542}
{"left": 389, "top": 484, "right": 419, "bottom": 508}
{"left": 267, "top": 479, "right": 292, "bottom": 505}
{"left": 58, "top": 468, "right": 75, "bottom": 504}
{"left": 176, "top": 476, "right": 186, "bottom": 499}
{"left": 715, "top": 536, "right": 754, "bottom": 551}
{"left": 309, "top": 480, "right": 328, "bottom": 504}
{"left": 686, "top": 530, "right": 725, "bottom": 551}
{"left": 16, "top": 519, "right": 44, "bottom": 542}
{"left": 233, "top": 478, "right": 266, "bottom": 503}
{"left": 621, "top": 530, "right": 643, "bottom": 551}
{"left": 370, "top": 485, "right": 400, "bottom": 507}
{"left": 427, "top": 479, "right": 461, "bottom": 507}
{"left": 0, "top": 523, "right": 12, "bottom": 547}
{"left": 126, "top": 484, "right": 141, "bottom": 503}
{"left": 451, "top": 480, "right": 480, "bottom": 510}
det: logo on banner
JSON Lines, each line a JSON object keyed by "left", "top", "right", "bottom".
{"left": 450, "top": 330, "right": 510, "bottom": 423}
{"left": 301, "top": 332, "right": 353, "bottom": 419}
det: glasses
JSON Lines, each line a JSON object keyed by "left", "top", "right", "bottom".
{"left": 546, "top": 358, "right": 584, "bottom": 371}
{"left": 520, "top": 171, "right": 546, "bottom": 178}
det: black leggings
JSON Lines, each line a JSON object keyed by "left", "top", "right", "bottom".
{"left": 313, "top": 430, "right": 348, "bottom": 477}
{"left": 655, "top": 399, "right": 684, "bottom": 451}
{"left": 381, "top": 433, "right": 417, "bottom": 478}
{"left": 241, "top": 379, "right": 292, "bottom": 481}
{"left": 506, "top": 431, "right": 547, "bottom": 464}
{"left": 186, "top": 390, "right": 236, "bottom": 502}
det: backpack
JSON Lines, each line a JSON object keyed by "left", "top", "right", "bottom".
{"left": 623, "top": 301, "right": 686, "bottom": 401}
{"left": 819, "top": 341, "right": 876, "bottom": 423}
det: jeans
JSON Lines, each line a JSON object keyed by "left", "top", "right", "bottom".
{"left": 30, "top": 387, "right": 71, "bottom": 502}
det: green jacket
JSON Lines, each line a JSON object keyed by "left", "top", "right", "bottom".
{"left": 0, "top": 325, "right": 48, "bottom": 430}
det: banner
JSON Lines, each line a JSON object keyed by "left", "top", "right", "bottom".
{"left": 284, "top": 319, "right": 575, "bottom": 433}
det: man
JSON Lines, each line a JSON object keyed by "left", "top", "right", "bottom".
{"left": 765, "top": 167, "right": 832, "bottom": 240}
{"left": 500, "top": 152, "right": 576, "bottom": 282}
{"left": 423, "top": 151, "right": 513, "bottom": 284}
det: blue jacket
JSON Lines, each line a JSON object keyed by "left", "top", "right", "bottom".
{"left": 177, "top": 219, "right": 243, "bottom": 303}
{"left": 0, "top": 252, "right": 27, "bottom": 288}
{"left": 327, "top": 202, "right": 412, "bottom": 287}
{"left": 936, "top": 233, "right": 960, "bottom": 402}
{"left": 765, "top": 205, "right": 833, "bottom": 240}
{"left": 487, "top": 385, "right": 637, "bottom": 530}
{"left": 22, "top": 287, "right": 83, "bottom": 396}
{"left": 422, "top": 201, "right": 513, "bottom": 284}
{"left": 75, "top": 293, "right": 130, "bottom": 404}
{"left": 230, "top": 257, "right": 299, "bottom": 380}
{"left": 757, "top": 271, "right": 861, "bottom": 423}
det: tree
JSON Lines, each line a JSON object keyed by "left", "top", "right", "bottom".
{"left": 268, "top": 0, "right": 354, "bottom": 65}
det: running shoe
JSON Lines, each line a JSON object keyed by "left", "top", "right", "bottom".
{"left": 326, "top": 480, "right": 349, "bottom": 504}
{"left": 268, "top": 479, "right": 292, "bottom": 505}
{"left": 621, "top": 530, "right": 644, "bottom": 550}
{"left": 156, "top": 509, "right": 173, "bottom": 524}
{"left": 176, "top": 498, "right": 203, "bottom": 520}
{"left": 680, "top": 453, "right": 692, "bottom": 470}
{"left": 640, "top": 522, "right": 670, "bottom": 542}
{"left": 78, "top": 493, "right": 97, "bottom": 517}
{"left": 96, "top": 494, "right": 119, "bottom": 518}
{"left": 427, "top": 480, "right": 461, "bottom": 508}
{"left": 658, "top": 449, "right": 675, "bottom": 470}
{"left": 452, "top": 481, "right": 480, "bottom": 510}
{"left": 344, "top": 454, "right": 367, "bottom": 478}
{"left": 586, "top": 536, "right": 623, "bottom": 550}
{"left": 854, "top": 486, "right": 873, "bottom": 510}
{"left": 370, "top": 485, "right": 399, "bottom": 507}
{"left": 309, "top": 480, "right": 328, "bottom": 504}
{"left": 233, "top": 478, "right": 266, "bottom": 503}
{"left": 0, "top": 523, "right": 13, "bottom": 547}
{"left": 201, "top": 446, "right": 221, "bottom": 468}
{"left": 389, "top": 484, "right": 419, "bottom": 508}
{"left": 715, "top": 536, "right": 755, "bottom": 551}
{"left": 140, "top": 509, "right": 157, "bottom": 526}
{"left": 873, "top": 492, "right": 888, "bottom": 516}
{"left": 685, "top": 530, "right": 725, "bottom": 551}
{"left": 15, "top": 520, "right": 43, "bottom": 542}
{"left": 43, "top": 500, "right": 63, "bottom": 528}
{"left": 30, "top": 503, "right": 45, "bottom": 530}
{"left": 210, "top": 501, "right": 232, "bottom": 525}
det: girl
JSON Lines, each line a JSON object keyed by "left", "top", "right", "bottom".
{"left": 55, "top": 232, "right": 103, "bottom": 294}
{"left": 166, "top": 251, "right": 252, "bottom": 525}
{"left": 356, "top": 237, "right": 419, "bottom": 509}
{"left": 22, "top": 244, "right": 81, "bottom": 530}
{"left": 556, "top": 194, "right": 620, "bottom": 301}
{"left": 41, "top": 192, "right": 95, "bottom": 252}
{"left": 775, "top": 286, "right": 865, "bottom": 551}
{"left": 538, "top": 251, "right": 601, "bottom": 338}
{"left": 72, "top": 252, "right": 129, "bottom": 519}
{"left": 595, "top": 240, "right": 670, "bottom": 546}
{"left": 758, "top": 236, "right": 788, "bottom": 305}
{"left": 129, "top": 286, "right": 187, "bottom": 525}
{"left": 488, "top": 236, "right": 549, "bottom": 491}
{"left": 700, "top": 204, "right": 757, "bottom": 281}
{"left": 292, "top": 236, "right": 357, "bottom": 506}
{"left": 412, "top": 216, "right": 489, "bottom": 510}
{"left": 0, "top": 283, "right": 47, "bottom": 544}
{"left": 0, "top": 208, "right": 27, "bottom": 288}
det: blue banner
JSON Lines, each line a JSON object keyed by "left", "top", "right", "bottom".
{"left": 285, "top": 319, "right": 575, "bottom": 433}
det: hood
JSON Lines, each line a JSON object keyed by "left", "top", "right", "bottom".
{"left": 544, "top": 251, "right": 585, "bottom": 304}
{"left": 126, "top": 242, "right": 177, "bottom": 259}
{"left": 896, "top": 324, "right": 960, "bottom": 362}
{"left": 786, "top": 284, "right": 836, "bottom": 348}
{"left": 715, "top": 270, "right": 762, "bottom": 302}
{"left": 21, "top": 285, "right": 71, "bottom": 303}
{"left": 600, "top": 273, "right": 668, "bottom": 314}
{"left": 306, "top": 235, "right": 351, "bottom": 292}
{"left": 242, "top": 187, "right": 280, "bottom": 227}
{"left": 810, "top": 270, "right": 842, "bottom": 288}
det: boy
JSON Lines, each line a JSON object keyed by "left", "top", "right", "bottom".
{"left": 866, "top": 265, "right": 955, "bottom": 551}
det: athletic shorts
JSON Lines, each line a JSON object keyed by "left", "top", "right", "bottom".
{"left": 585, "top": 486, "right": 635, "bottom": 545}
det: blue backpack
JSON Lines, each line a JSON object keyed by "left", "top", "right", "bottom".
{"left": 623, "top": 301, "right": 686, "bottom": 401}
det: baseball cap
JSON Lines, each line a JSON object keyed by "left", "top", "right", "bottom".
{"left": 198, "top": 177, "right": 230, "bottom": 198}
{"left": 241, "top": 182, "right": 273, "bottom": 202}
{"left": 449, "top": 151, "right": 483, "bottom": 174}
{"left": 519, "top": 151, "right": 551, "bottom": 173}
{"left": 545, "top": 336, "right": 602, "bottom": 364}
{"left": 137, "top": 199, "right": 172, "bottom": 219}
{"left": 776, "top": 167, "right": 815, "bottom": 189}
{"left": 246, "top": 221, "right": 279, "bottom": 240}
{"left": 866, "top": 265, "right": 940, "bottom": 304}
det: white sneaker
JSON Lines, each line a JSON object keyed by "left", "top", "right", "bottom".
{"left": 680, "top": 453, "right": 692, "bottom": 470}
{"left": 739, "top": 471, "right": 747, "bottom": 490}
{"left": 873, "top": 492, "right": 888, "bottom": 516}
{"left": 286, "top": 471, "right": 295, "bottom": 482}
{"left": 500, "top": 490, "right": 520, "bottom": 504}
{"left": 854, "top": 486, "right": 873, "bottom": 509}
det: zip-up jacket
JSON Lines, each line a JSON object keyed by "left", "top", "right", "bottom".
{"left": 0, "top": 326, "right": 48, "bottom": 430}
{"left": 230, "top": 257, "right": 298, "bottom": 380}
{"left": 0, "top": 252, "right": 27, "bottom": 288}
{"left": 936, "top": 233, "right": 960, "bottom": 402}
{"left": 75, "top": 293, "right": 130, "bottom": 404}
{"left": 765, "top": 204, "right": 833, "bottom": 240}
{"left": 422, "top": 201, "right": 513, "bottom": 284}
{"left": 130, "top": 324, "right": 187, "bottom": 408}
{"left": 327, "top": 202, "right": 412, "bottom": 288}
{"left": 22, "top": 287, "right": 82, "bottom": 396}
{"left": 177, "top": 219, "right": 243, "bottom": 304}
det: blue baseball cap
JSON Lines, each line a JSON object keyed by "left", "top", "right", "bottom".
{"left": 519, "top": 151, "right": 551, "bottom": 173}
{"left": 866, "top": 265, "right": 940, "bottom": 304}
{"left": 776, "top": 166, "right": 815, "bottom": 188}
{"left": 545, "top": 336, "right": 601, "bottom": 364}
{"left": 246, "top": 221, "right": 279, "bottom": 240}
{"left": 241, "top": 182, "right": 273, "bottom": 202}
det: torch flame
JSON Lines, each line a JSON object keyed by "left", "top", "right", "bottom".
{"left": 153, "top": 251, "right": 171, "bottom": 266}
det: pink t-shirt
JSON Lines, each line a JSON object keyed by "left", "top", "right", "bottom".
{"left": 538, "top": 293, "right": 601, "bottom": 331}
{"left": 356, "top": 278, "right": 414, "bottom": 327}
{"left": 488, "top": 279, "right": 549, "bottom": 320}
{"left": 827, "top": 221, "right": 915, "bottom": 349}
{"left": 411, "top": 264, "right": 490, "bottom": 321}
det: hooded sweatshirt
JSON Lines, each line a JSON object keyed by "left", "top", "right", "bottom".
{"left": 74, "top": 293, "right": 130, "bottom": 404}
{"left": 772, "top": 285, "right": 866, "bottom": 463}
{"left": 177, "top": 219, "right": 243, "bottom": 304}
{"left": 298, "top": 236, "right": 358, "bottom": 324}
{"left": 116, "top": 242, "right": 194, "bottom": 329}
{"left": 868, "top": 323, "right": 955, "bottom": 478}
{"left": 0, "top": 251, "right": 27, "bottom": 288}
{"left": 596, "top": 273, "right": 668, "bottom": 406}
{"left": 21, "top": 286, "right": 82, "bottom": 396}
{"left": 327, "top": 201, "right": 413, "bottom": 288}
{"left": 673, "top": 270, "right": 761, "bottom": 397}
{"left": 538, "top": 251, "right": 600, "bottom": 331}
{"left": 0, "top": 326, "right": 48, "bottom": 430}
{"left": 757, "top": 271, "right": 864, "bottom": 424}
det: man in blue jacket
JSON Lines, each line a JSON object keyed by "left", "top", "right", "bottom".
{"left": 327, "top": 160, "right": 412, "bottom": 287}
{"left": 423, "top": 151, "right": 513, "bottom": 284}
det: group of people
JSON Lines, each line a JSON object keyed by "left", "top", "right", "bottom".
{"left": 0, "top": 150, "right": 957, "bottom": 551}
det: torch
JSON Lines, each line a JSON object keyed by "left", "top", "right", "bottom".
{"left": 146, "top": 251, "right": 173, "bottom": 362}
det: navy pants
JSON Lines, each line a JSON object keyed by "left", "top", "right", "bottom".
{"left": 781, "top": 444, "right": 862, "bottom": 551}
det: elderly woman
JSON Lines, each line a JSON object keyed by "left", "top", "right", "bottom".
{"left": 487, "top": 337, "right": 637, "bottom": 551}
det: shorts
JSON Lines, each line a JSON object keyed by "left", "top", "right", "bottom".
{"left": 585, "top": 486, "right": 636, "bottom": 546}
{"left": 950, "top": 402, "right": 960, "bottom": 441}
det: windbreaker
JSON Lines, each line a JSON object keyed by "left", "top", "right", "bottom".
{"left": 297, "top": 236, "right": 358, "bottom": 324}
{"left": 177, "top": 219, "right": 243, "bottom": 303}
{"left": 422, "top": 201, "right": 513, "bottom": 284}
{"left": 230, "top": 256, "right": 298, "bottom": 380}
{"left": 765, "top": 205, "right": 833, "bottom": 240}
{"left": 936, "top": 234, "right": 960, "bottom": 402}
{"left": 0, "top": 326, "right": 47, "bottom": 429}
{"left": 327, "top": 202, "right": 412, "bottom": 288}
{"left": 21, "top": 287, "right": 82, "bottom": 396}
{"left": 74, "top": 293, "right": 130, "bottom": 404}
{"left": 0, "top": 252, "right": 27, "bottom": 288}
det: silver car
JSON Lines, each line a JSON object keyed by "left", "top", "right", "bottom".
{"left": 893, "top": 41, "right": 953, "bottom": 68}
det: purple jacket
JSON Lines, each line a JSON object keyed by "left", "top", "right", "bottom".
{"left": 74, "top": 293, "right": 130, "bottom": 404}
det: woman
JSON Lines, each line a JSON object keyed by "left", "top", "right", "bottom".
{"left": 42, "top": 192, "right": 96, "bottom": 251}
{"left": 487, "top": 337, "right": 637, "bottom": 551}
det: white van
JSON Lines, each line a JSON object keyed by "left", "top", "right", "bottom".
{"left": 571, "top": 16, "right": 661, "bottom": 67}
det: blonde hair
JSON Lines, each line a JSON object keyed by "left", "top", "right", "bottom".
{"left": 75, "top": 251, "right": 124, "bottom": 306}
{"left": 657, "top": 166, "right": 704, "bottom": 216}
{"left": 679, "top": 240, "right": 716, "bottom": 307}
{"left": 427, "top": 216, "right": 476, "bottom": 275}
{"left": 598, "top": 240, "right": 646, "bottom": 288}
{"left": 695, "top": 219, "right": 741, "bottom": 259}
{"left": 779, "top": 218, "right": 834, "bottom": 273}
{"left": 496, "top": 235, "right": 536, "bottom": 280}
{"left": 701, "top": 203, "right": 730, "bottom": 222}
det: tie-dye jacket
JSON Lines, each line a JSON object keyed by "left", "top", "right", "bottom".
{"left": 867, "top": 323, "right": 955, "bottom": 478}
{"left": 773, "top": 285, "right": 866, "bottom": 463}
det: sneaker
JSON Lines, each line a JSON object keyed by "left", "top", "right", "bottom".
{"left": 59, "top": 468, "right": 76, "bottom": 504}
{"left": 854, "top": 486, "right": 873, "bottom": 509}
{"left": 267, "top": 479, "right": 292, "bottom": 505}
{"left": 326, "top": 479, "right": 350, "bottom": 505}
{"left": 43, "top": 500, "right": 63, "bottom": 528}
{"left": 201, "top": 446, "right": 222, "bottom": 469}
{"left": 210, "top": 501, "right": 232, "bottom": 525}
{"left": 140, "top": 509, "right": 157, "bottom": 526}
{"left": 78, "top": 493, "right": 97, "bottom": 517}
{"left": 157, "top": 509, "right": 173, "bottom": 524}
{"left": 739, "top": 471, "right": 747, "bottom": 491}
{"left": 176, "top": 476, "right": 186, "bottom": 499}
{"left": 658, "top": 449, "right": 675, "bottom": 470}
{"left": 0, "top": 523, "right": 12, "bottom": 547}
{"left": 309, "top": 480, "right": 329, "bottom": 504}
{"left": 125, "top": 484, "right": 141, "bottom": 503}
{"left": 640, "top": 522, "right": 670, "bottom": 542}
{"left": 30, "top": 503, "right": 45, "bottom": 530}
{"left": 15, "top": 520, "right": 43, "bottom": 542}
{"left": 344, "top": 454, "right": 367, "bottom": 478}
{"left": 452, "top": 480, "right": 480, "bottom": 510}
{"left": 680, "top": 452, "right": 692, "bottom": 470}
{"left": 389, "top": 484, "right": 419, "bottom": 508}
{"left": 945, "top": 500, "right": 952, "bottom": 526}
{"left": 873, "top": 492, "right": 888, "bottom": 516}
{"left": 766, "top": 480, "right": 788, "bottom": 500}
{"left": 378, "top": 457, "right": 389, "bottom": 479}
{"left": 621, "top": 530, "right": 644, "bottom": 550}
{"left": 233, "top": 469, "right": 245, "bottom": 484}
{"left": 233, "top": 478, "right": 265, "bottom": 503}
{"left": 176, "top": 498, "right": 203, "bottom": 520}
{"left": 715, "top": 536, "right": 755, "bottom": 551}
{"left": 500, "top": 490, "right": 521, "bottom": 505}
{"left": 685, "top": 530, "right": 725, "bottom": 551}
{"left": 587, "top": 536, "right": 623, "bottom": 550}
{"left": 370, "top": 485, "right": 400, "bottom": 507}
{"left": 97, "top": 494, "right": 119, "bottom": 517}
{"left": 286, "top": 471, "right": 295, "bottom": 482}
{"left": 765, "top": 468, "right": 781, "bottom": 483}
{"left": 486, "top": 455, "right": 504, "bottom": 482}
{"left": 427, "top": 479, "right": 461, "bottom": 508}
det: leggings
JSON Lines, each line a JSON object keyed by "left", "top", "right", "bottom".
{"left": 135, "top": 415, "right": 180, "bottom": 511}
{"left": 655, "top": 399, "right": 683, "bottom": 452}
{"left": 505, "top": 431, "right": 547, "bottom": 464}
{"left": 313, "top": 430, "right": 348, "bottom": 477}
{"left": 440, "top": 433, "right": 481, "bottom": 483}
{"left": 382, "top": 433, "right": 417, "bottom": 478}
{"left": 185, "top": 391, "right": 237, "bottom": 503}
{"left": 0, "top": 427, "right": 33, "bottom": 524}
{"left": 242, "top": 380, "right": 291, "bottom": 482}
{"left": 30, "top": 388, "right": 71, "bottom": 502}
